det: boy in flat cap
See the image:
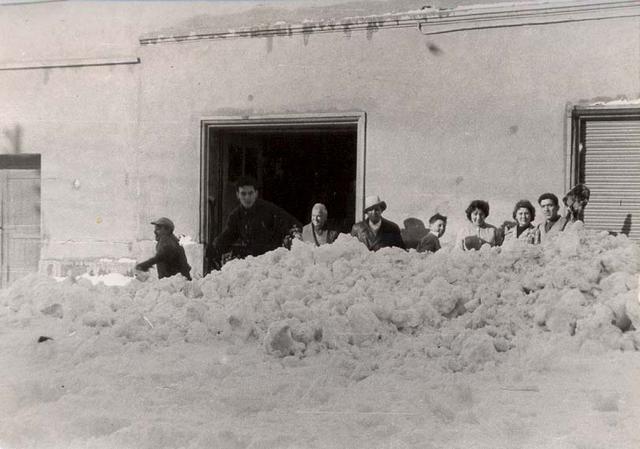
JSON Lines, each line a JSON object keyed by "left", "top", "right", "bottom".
{"left": 135, "top": 217, "right": 192, "bottom": 280}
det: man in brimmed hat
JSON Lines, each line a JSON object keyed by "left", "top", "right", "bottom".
{"left": 135, "top": 217, "right": 192, "bottom": 280}
{"left": 351, "top": 195, "right": 405, "bottom": 251}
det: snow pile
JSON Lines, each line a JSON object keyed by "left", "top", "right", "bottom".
{"left": 0, "top": 224, "right": 639, "bottom": 449}
{"left": 2, "top": 224, "right": 638, "bottom": 372}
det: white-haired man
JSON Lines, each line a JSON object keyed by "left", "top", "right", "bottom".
{"left": 301, "top": 203, "right": 339, "bottom": 246}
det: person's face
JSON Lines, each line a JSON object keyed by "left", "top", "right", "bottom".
{"left": 153, "top": 225, "right": 170, "bottom": 240}
{"left": 540, "top": 199, "right": 559, "bottom": 220}
{"left": 470, "top": 209, "right": 486, "bottom": 226}
{"left": 365, "top": 206, "right": 382, "bottom": 224}
{"left": 236, "top": 186, "right": 257, "bottom": 209}
{"left": 430, "top": 219, "right": 446, "bottom": 237}
{"left": 515, "top": 207, "right": 532, "bottom": 227}
{"left": 311, "top": 207, "right": 327, "bottom": 228}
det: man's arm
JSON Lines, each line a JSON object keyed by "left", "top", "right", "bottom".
{"left": 136, "top": 237, "right": 175, "bottom": 271}
{"left": 270, "top": 203, "right": 302, "bottom": 243}
{"left": 212, "top": 211, "right": 240, "bottom": 253}
{"left": 350, "top": 223, "right": 360, "bottom": 238}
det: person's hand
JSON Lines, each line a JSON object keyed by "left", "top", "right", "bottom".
{"left": 221, "top": 252, "right": 235, "bottom": 265}
{"left": 135, "top": 269, "right": 150, "bottom": 282}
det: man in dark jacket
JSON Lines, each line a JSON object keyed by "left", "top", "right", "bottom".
{"left": 208, "top": 176, "right": 301, "bottom": 266}
{"left": 351, "top": 195, "right": 405, "bottom": 251}
{"left": 135, "top": 217, "right": 192, "bottom": 280}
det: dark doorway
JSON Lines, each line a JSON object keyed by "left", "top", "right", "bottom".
{"left": 204, "top": 124, "right": 358, "bottom": 262}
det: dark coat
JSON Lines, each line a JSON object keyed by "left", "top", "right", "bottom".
{"left": 351, "top": 218, "right": 406, "bottom": 251}
{"left": 212, "top": 198, "right": 301, "bottom": 258}
{"left": 416, "top": 231, "right": 441, "bottom": 253}
{"left": 137, "top": 234, "right": 192, "bottom": 280}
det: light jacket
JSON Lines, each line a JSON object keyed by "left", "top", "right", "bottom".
{"left": 457, "top": 222, "right": 502, "bottom": 250}
{"left": 301, "top": 223, "right": 339, "bottom": 246}
{"left": 535, "top": 215, "right": 568, "bottom": 243}
{"left": 503, "top": 223, "right": 538, "bottom": 244}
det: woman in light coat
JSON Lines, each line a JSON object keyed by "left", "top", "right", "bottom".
{"left": 503, "top": 200, "right": 539, "bottom": 244}
{"left": 457, "top": 200, "right": 502, "bottom": 250}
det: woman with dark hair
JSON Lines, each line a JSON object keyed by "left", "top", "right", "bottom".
{"left": 503, "top": 200, "right": 538, "bottom": 244}
{"left": 457, "top": 200, "right": 502, "bottom": 250}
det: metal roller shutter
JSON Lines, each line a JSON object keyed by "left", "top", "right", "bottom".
{"left": 583, "top": 120, "right": 640, "bottom": 240}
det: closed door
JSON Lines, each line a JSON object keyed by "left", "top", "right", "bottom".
{"left": 0, "top": 168, "right": 41, "bottom": 287}
{"left": 578, "top": 117, "right": 640, "bottom": 240}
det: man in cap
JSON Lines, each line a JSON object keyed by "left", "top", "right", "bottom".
{"left": 351, "top": 195, "right": 405, "bottom": 251}
{"left": 208, "top": 175, "right": 301, "bottom": 268}
{"left": 135, "top": 217, "right": 192, "bottom": 280}
{"left": 535, "top": 192, "right": 569, "bottom": 243}
{"left": 301, "top": 203, "right": 339, "bottom": 246}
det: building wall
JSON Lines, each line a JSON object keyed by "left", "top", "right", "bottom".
{"left": 138, "top": 14, "right": 639, "bottom": 245}
{"left": 0, "top": 64, "right": 140, "bottom": 260}
{"left": 0, "top": 1, "right": 638, "bottom": 277}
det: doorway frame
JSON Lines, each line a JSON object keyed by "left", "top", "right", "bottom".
{"left": 569, "top": 105, "right": 640, "bottom": 189}
{"left": 0, "top": 155, "right": 42, "bottom": 288}
{"left": 199, "top": 112, "right": 366, "bottom": 246}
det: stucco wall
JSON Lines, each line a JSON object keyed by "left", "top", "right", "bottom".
{"left": 0, "top": 1, "right": 638, "bottom": 274}
{"left": 137, "top": 15, "right": 639, "bottom": 245}
{"left": 0, "top": 64, "right": 139, "bottom": 259}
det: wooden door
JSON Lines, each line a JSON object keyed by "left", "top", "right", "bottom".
{"left": 0, "top": 169, "right": 41, "bottom": 287}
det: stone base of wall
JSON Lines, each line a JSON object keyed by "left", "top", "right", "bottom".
{"left": 39, "top": 258, "right": 138, "bottom": 278}
{"left": 39, "top": 243, "right": 205, "bottom": 279}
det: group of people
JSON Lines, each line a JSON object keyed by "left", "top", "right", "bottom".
{"left": 135, "top": 175, "right": 589, "bottom": 278}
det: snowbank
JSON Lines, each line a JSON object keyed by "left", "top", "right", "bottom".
{"left": 3, "top": 224, "right": 639, "bottom": 369}
{"left": 0, "top": 224, "right": 638, "bottom": 448}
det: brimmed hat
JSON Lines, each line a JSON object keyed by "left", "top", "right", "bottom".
{"left": 364, "top": 195, "right": 387, "bottom": 213}
{"left": 150, "top": 217, "right": 175, "bottom": 232}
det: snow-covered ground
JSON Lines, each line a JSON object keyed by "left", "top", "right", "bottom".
{"left": 0, "top": 223, "right": 638, "bottom": 449}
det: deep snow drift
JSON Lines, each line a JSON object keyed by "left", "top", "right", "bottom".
{"left": 0, "top": 223, "right": 638, "bottom": 449}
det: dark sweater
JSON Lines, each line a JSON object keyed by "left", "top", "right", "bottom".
{"left": 137, "top": 234, "right": 192, "bottom": 280}
{"left": 213, "top": 198, "right": 301, "bottom": 258}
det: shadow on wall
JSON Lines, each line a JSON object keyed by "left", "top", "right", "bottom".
{"left": 2, "top": 124, "right": 22, "bottom": 154}
{"left": 401, "top": 217, "right": 429, "bottom": 249}
{"left": 621, "top": 213, "right": 632, "bottom": 236}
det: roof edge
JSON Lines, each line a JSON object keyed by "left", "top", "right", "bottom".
{"left": 139, "top": 0, "right": 640, "bottom": 45}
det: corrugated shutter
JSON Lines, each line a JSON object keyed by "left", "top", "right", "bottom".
{"left": 583, "top": 120, "right": 640, "bottom": 240}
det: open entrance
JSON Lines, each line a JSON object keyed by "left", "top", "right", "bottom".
{"left": 201, "top": 114, "right": 365, "bottom": 271}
